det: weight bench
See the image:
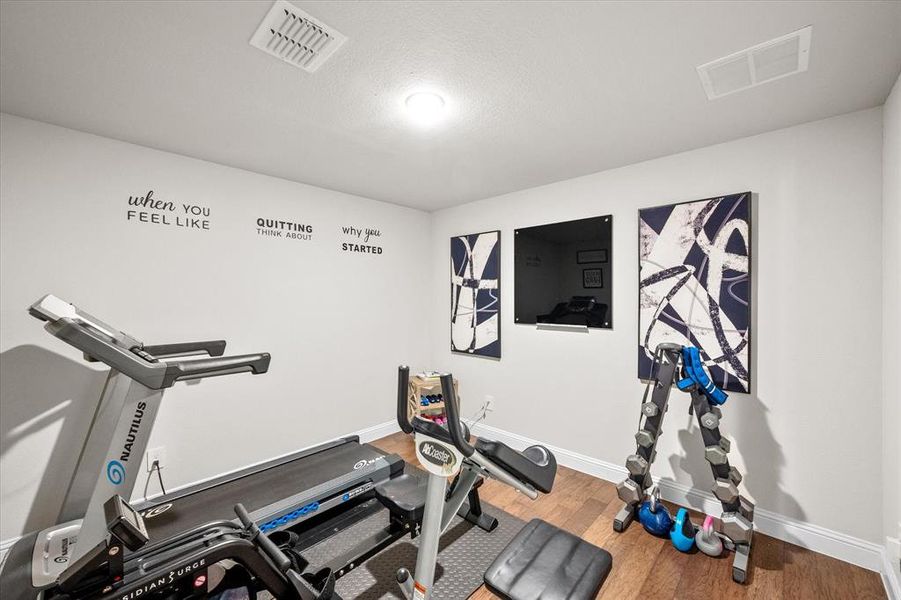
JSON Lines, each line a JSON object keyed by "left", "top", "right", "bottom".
{"left": 484, "top": 519, "right": 612, "bottom": 600}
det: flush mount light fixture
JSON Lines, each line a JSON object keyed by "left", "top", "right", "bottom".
{"left": 405, "top": 92, "right": 446, "bottom": 126}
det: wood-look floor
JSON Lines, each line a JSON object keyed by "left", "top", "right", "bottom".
{"left": 370, "top": 432, "right": 886, "bottom": 600}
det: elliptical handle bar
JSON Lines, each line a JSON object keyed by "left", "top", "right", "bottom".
{"left": 440, "top": 373, "right": 475, "bottom": 457}
{"left": 234, "top": 504, "right": 292, "bottom": 573}
{"left": 397, "top": 366, "right": 413, "bottom": 434}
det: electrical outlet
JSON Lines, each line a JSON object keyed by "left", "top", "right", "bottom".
{"left": 146, "top": 446, "right": 167, "bottom": 472}
{"left": 485, "top": 395, "right": 495, "bottom": 412}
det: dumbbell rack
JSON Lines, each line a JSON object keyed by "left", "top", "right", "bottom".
{"left": 613, "top": 343, "right": 755, "bottom": 584}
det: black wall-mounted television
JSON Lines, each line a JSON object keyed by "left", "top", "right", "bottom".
{"left": 514, "top": 215, "right": 613, "bottom": 329}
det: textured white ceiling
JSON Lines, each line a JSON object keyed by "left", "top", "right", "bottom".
{"left": 1, "top": 1, "right": 899, "bottom": 210}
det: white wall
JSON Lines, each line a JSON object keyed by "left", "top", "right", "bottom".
{"left": 0, "top": 99, "right": 894, "bottom": 576}
{"left": 0, "top": 113, "right": 429, "bottom": 542}
{"left": 428, "top": 108, "right": 885, "bottom": 545}
{"left": 883, "top": 73, "right": 901, "bottom": 584}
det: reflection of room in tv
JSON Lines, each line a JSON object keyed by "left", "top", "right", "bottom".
{"left": 514, "top": 216, "right": 612, "bottom": 328}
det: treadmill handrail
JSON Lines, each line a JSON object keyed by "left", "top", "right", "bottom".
{"left": 161, "top": 353, "right": 271, "bottom": 387}
{"left": 143, "top": 340, "right": 227, "bottom": 358}
{"left": 30, "top": 295, "right": 268, "bottom": 390}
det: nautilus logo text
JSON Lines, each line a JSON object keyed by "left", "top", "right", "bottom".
{"left": 353, "top": 456, "right": 382, "bottom": 470}
{"left": 107, "top": 460, "right": 126, "bottom": 485}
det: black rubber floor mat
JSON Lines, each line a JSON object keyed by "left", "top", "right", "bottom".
{"left": 299, "top": 500, "right": 525, "bottom": 600}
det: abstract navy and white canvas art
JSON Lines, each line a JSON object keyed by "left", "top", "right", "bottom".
{"left": 638, "top": 192, "right": 751, "bottom": 392}
{"left": 451, "top": 231, "right": 501, "bottom": 358}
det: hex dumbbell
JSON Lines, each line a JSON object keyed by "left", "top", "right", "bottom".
{"left": 635, "top": 430, "right": 655, "bottom": 448}
{"left": 739, "top": 496, "right": 755, "bottom": 521}
{"left": 626, "top": 454, "right": 649, "bottom": 476}
{"left": 729, "top": 466, "right": 742, "bottom": 485}
{"left": 616, "top": 478, "right": 642, "bottom": 505}
{"left": 700, "top": 411, "right": 720, "bottom": 430}
{"left": 721, "top": 512, "right": 753, "bottom": 544}
{"left": 713, "top": 477, "right": 739, "bottom": 504}
{"left": 642, "top": 402, "right": 659, "bottom": 418}
{"left": 705, "top": 446, "right": 728, "bottom": 466}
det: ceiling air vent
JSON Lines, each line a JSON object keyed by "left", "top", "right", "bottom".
{"left": 250, "top": 0, "right": 346, "bottom": 73}
{"left": 697, "top": 26, "right": 812, "bottom": 100}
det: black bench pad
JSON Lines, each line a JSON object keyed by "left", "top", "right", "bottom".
{"left": 484, "top": 519, "right": 612, "bottom": 600}
{"left": 374, "top": 473, "right": 427, "bottom": 523}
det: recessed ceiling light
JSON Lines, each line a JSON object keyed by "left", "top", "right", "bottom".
{"left": 405, "top": 92, "right": 446, "bottom": 126}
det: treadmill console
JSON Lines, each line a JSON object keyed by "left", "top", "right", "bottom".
{"left": 104, "top": 495, "right": 149, "bottom": 552}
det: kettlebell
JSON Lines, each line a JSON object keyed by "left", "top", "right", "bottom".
{"left": 695, "top": 515, "right": 724, "bottom": 557}
{"left": 669, "top": 508, "right": 696, "bottom": 552}
{"left": 638, "top": 485, "right": 673, "bottom": 536}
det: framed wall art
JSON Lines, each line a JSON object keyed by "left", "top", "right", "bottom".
{"left": 638, "top": 192, "right": 751, "bottom": 392}
{"left": 451, "top": 230, "right": 501, "bottom": 358}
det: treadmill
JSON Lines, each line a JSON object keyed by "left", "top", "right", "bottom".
{"left": 0, "top": 295, "right": 404, "bottom": 599}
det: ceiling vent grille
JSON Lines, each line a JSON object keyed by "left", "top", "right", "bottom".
{"left": 697, "top": 26, "right": 812, "bottom": 100}
{"left": 250, "top": 0, "right": 346, "bottom": 73}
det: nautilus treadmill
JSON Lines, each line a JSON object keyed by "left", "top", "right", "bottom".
{"left": 0, "top": 295, "right": 403, "bottom": 599}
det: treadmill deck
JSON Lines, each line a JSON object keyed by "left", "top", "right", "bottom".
{"left": 137, "top": 438, "right": 401, "bottom": 544}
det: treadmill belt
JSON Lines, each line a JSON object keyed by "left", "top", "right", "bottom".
{"left": 141, "top": 441, "right": 389, "bottom": 543}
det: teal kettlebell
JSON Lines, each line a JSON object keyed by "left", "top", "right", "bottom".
{"left": 638, "top": 486, "right": 673, "bottom": 536}
{"left": 669, "top": 507, "right": 697, "bottom": 552}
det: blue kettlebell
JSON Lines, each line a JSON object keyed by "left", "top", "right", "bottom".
{"left": 638, "top": 486, "right": 673, "bottom": 536}
{"left": 669, "top": 507, "right": 697, "bottom": 552}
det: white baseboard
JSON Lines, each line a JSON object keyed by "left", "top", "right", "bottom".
{"left": 354, "top": 419, "right": 401, "bottom": 443}
{"left": 0, "top": 420, "right": 402, "bottom": 569}
{"left": 884, "top": 536, "right": 901, "bottom": 600}
{"left": 470, "top": 422, "right": 890, "bottom": 583}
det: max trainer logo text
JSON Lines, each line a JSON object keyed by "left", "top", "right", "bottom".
{"left": 106, "top": 401, "right": 146, "bottom": 485}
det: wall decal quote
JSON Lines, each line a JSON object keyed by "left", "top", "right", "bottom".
{"left": 127, "top": 190, "right": 210, "bottom": 231}
{"left": 341, "top": 225, "right": 383, "bottom": 254}
{"left": 256, "top": 218, "right": 313, "bottom": 241}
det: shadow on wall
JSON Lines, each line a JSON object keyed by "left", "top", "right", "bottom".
{"left": 662, "top": 393, "right": 804, "bottom": 526}
{"left": 0, "top": 345, "right": 107, "bottom": 535}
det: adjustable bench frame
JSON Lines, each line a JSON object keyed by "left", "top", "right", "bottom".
{"left": 613, "top": 343, "right": 755, "bottom": 584}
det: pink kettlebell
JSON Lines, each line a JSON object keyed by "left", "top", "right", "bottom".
{"left": 695, "top": 516, "right": 724, "bottom": 557}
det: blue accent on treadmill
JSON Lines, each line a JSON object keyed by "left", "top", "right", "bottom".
{"left": 681, "top": 346, "right": 728, "bottom": 405}
{"left": 258, "top": 501, "right": 320, "bottom": 532}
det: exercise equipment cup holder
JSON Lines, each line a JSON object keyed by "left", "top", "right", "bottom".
{"left": 613, "top": 343, "right": 755, "bottom": 584}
